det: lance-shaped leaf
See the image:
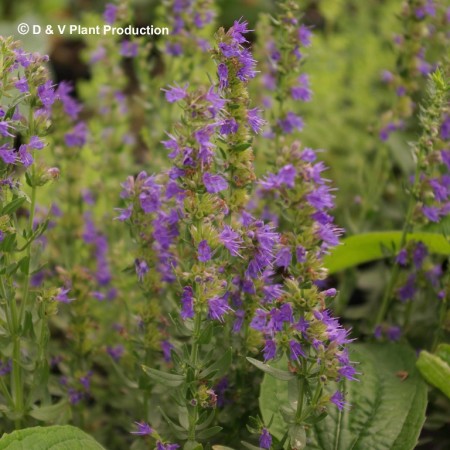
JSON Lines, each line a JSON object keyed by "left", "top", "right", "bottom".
{"left": 416, "top": 350, "right": 450, "bottom": 399}
{"left": 142, "top": 365, "right": 184, "bottom": 387}
{"left": 247, "top": 357, "right": 295, "bottom": 381}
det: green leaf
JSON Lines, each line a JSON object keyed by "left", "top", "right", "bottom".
{"left": 200, "top": 349, "right": 231, "bottom": 379}
{"left": 416, "top": 351, "right": 450, "bottom": 399}
{"left": 0, "top": 425, "right": 105, "bottom": 449}
{"left": 28, "top": 400, "right": 70, "bottom": 422}
{"left": 246, "top": 357, "right": 295, "bottom": 381}
{"left": 212, "top": 446, "right": 237, "bottom": 450}
{"left": 435, "top": 344, "right": 450, "bottom": 366}
{"left": 1, "top": 197, "right": 27, "bottom": 216}
{"left": 324, "top": 231, "right": 450, "bottom": 274}
{"left": 260, "top": 343, "right": 427, "bottom": 450}
{"left": 196, "top": 426, "right": 222, "bottom": 440}
{"left": 142, "top": 365, "right": 184, "bottom": 387}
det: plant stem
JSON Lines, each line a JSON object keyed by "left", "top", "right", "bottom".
{"left": 374, "top": 161, "right": 420, "bottom": 327}
{"left": 295, "top": 376, "right": 305, "bottom": 422}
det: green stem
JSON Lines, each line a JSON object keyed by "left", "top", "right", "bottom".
{"left": 432, "top": 282, "right": 449, "bottom": 352}
{"left": 374, "top": 162, "right": 420, "bottom": 327}
{"left": 295, "top": 376, "right": 305, "bottom": 422}
{"left": 18, "top": 183, "right": 37, "bottom": 324}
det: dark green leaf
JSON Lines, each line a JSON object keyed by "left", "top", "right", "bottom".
{"left": 196, "top": 426, "right": 222, "bottom": 440}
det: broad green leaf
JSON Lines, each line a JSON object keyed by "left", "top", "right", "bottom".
{"left": 260, "top": 343, "right": 427, "bottom": 450}
{"left": 416, "top": 351, "right": 450, "bottom": 399}
{"left": 324, "top": 232, "right": 450, "bottom": 274}
{"left": 0, "top": 425, "right": 105, "bottom": 449}
{"left": 247, "top": 357, "right": 295, "bottom": 381}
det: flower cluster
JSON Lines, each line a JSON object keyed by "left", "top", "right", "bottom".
{"left": 254, "top": 0, "right": 313, "bottom": 137}
{"left": 379, "top": 0, "right": 449, "bottom": 141}
{"left": 163, "top": 0, "right": 216, "bottom": 57}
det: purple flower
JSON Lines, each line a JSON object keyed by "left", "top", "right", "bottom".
{"left": 131, "top": 421, "right": 153, "bottom": 436}
{"left": 275, "top": 246, "right": 292, "bottom": 268}
{"left": 156, "top": 442, "right": 180, "bottom": 450}
{"left": 161, "top": 340, "right": 174, "bottom": 362}
{"left": 218, "top": 63, "right": 228, "bottom": 89}
{"left": 278, "top": 112, "right": 304, "bottom": 133}
{"left": 162, "top": 83, "right": 188, "bottom": 103}
{"left": 106, "top": 345, "right": 124, "bottom": 361}
{"left": 250, "top": 309, "right": 267, "bottom": 332}
{"left": 139, "top": 176, "right": 162, "bottom": 213}
{"left": 291, "top": 74, "right": 312, "bottom": 101}
{"left": 181, "top": 286, "right": 195, "bottom": 320}
{"left": 298, "top": 25, "right": 312, "bottom": 46}
{"left": 259, "top": 428, "right": 272, "bottom": 449}
{"left": 135, "top": 259, "right": 149, "bottom": 281}
{"left": 114, "top": 205, "right": 133, "bottom": 221}
{"left": 104, "top": 3, "right": 118, "bottom": 24}
{"left": 203, "top": 172, "right": 228, "bottom": 193}
{"left": 398, "top": 274, "right": 416, "bottom": 302}
{"left": 338, "top": 364, "right": 358, "bottom": 381}
{"left": 422, "top": 205, "right": 440, "bottom": 222}
{"left": 219, "top": 225, "right": 243, "bottom": 257}
{"left": 307, "top": 185, "right": 335, "bottom": 210}
{"left": 330, "top": 391, "right": 347, "bottom": 410}
{"left": 263, "top": 339, "right": 277, "bottom": 361}
{"left": 0, "top": 121, "right": 14, "bottom": 138}
{"left": 208, "top": 296, "right": 232, "bottom": 321}
{"left": 65, "top": 122, "right": 88, "bottom": 147}
{"left": 220, "top": 118, "right": 239, "bottom": 135}
{"left": 0, "top": 360, "right": 13, "bottom": 376}
{"left": 289, "top": 340, "right": 306, "bottom": 361}
{"left": 15, "top": 78, "right": 28, "bottom": 93}
{"left": 247, "top": 108, "right": 265, "bottom": 133}
{"left": 387, "top": 326, "right": 401, "bottom": 342}
{"left": 412, "top": 242, "right": 428, "bottom": 269}
{"left": 37, "top": 80, "right": 56, "bottom": 109}
{"left": 198, "top": 240, "right": 212, "bottom": 262}
{"left": 29, "top": 135, "right": 44, "bottom": 150}
{"left": 396, "top": 248, "right": 408, "bottom": 266}
{"left": 120, "top": 40, "right": 138, "bottom": 58}
{"left": 0, "top": 145, "right": 16, "bottom": 164}
{"left": 296, "top": 245, "right": 307, "bottom": 263}
{"left": 55, "top": 288, "right": 74, "bottom": 303}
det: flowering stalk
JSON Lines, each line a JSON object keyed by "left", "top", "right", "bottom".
{"left": 0, "top": 37, "right": 62, "bottom": 426}
{"left": 375, "top": 68, "right": 450, "bottom": 327}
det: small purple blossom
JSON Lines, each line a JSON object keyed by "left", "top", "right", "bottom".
{"left": 220, "top": 225, "right": 243, "bottom": 257}
{"left": 131, "top": 421, "right": 153, "bottom": 436}
{"left": 208, "top": 296, "right": 232, "bottom": 321}
{"left": 330, "top": 391, "right": 347, "bottom": 410}
{"left": 198, "top": 240, "right": 212, "bottom": 262}
{"left": 278, "top": 112, "right": 304, "bottom": 133}
{"left": 135, "top": 259, "right": 149, "bottom": 281}
{"left": 181, "top": 286, "right": 195, "bottom": 320}
{"left": 55, "top": 288, "right": 74, "bottom": 303}
{"left": 120, "top": 40, "right": 138, "bottom": 58}
{"left": 259, "top": 428, "right": 272, "bottom": 449}
{"left": 104, "top": 3, "right": 118, "bottom": 24}
{"left": 203, "top": 172, "right": 228, "bottom": 193}
{"left": 263, "top": 339, "right": 277, "bottom": 361}
{"left": 162, "top": 83, "right": 188, "bottom": 103}
{"left": 247, "top": 108, "right": 265, "bottom": 133}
